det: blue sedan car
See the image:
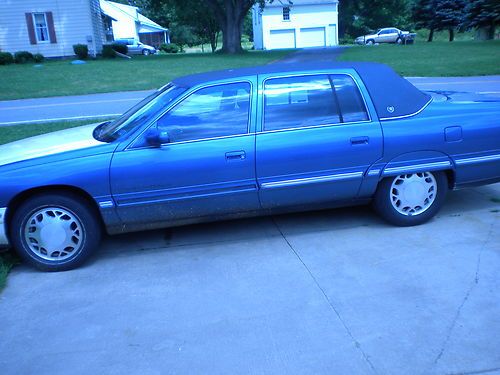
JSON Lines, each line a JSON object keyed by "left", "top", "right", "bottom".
{"left": 1, "top": 62, "right": 499, "bottom": 271}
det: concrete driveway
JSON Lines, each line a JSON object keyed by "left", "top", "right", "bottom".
{"left": 1, "top": 183, "right": 499, "bottom": 375}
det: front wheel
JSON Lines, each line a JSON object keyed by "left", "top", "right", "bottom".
{"left": 366, "top": 39, "right": 375, "bottom": 45}
{"left": 396, "top": 37, "right": 403, "bottom": 44}
{"left": 142, "top": 49, "right": 150, "bottom": 56}
{"left": 10, "top": 193, "right": 102, "bottom": 271}
{"left": 373, "top": 171, "right": 448, "bottom": 226}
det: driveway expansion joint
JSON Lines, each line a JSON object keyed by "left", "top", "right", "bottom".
{"left": 427, "top": 219, "right": 496, "bottom": 373}
{"left": 271, "top": 216, "right": 379, "bottom": 375}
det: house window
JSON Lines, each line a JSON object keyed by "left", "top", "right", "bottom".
{"left": 33, "top": 13, "right": 49, "bottom": 42}
{"left": 282, "top": 7, "right": 290, "bottom": 21}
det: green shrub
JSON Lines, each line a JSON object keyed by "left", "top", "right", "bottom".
{"left": 0, "top": 52, "right": 14, "bottom": 65}
{"left": 339, "top": 35, "right": 355, "bottom": 45}
{"left": 14, "top": 51, "right": 34, "bottom": 64}
{"left": 73, "top": 44, "right": 89, "bottom": 59}
{"left": 160, "top": 43, "right": 180, "bottom": 53}
{"left": 111, "top": 43, "right": 128, "bottom": 55}
{"left": 33, "top": 53, "right": 44, "bottom": 63}
{"left": 101, "top": 45, "right": 116, "bottom": 58}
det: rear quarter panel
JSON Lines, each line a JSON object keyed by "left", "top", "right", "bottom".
{"left": 379, "top": 100, "right": 500, "bottom": 187}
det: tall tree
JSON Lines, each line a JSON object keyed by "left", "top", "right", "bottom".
{"left": 434, "top": 0, "right": 466, "bottom": 41}
{"left": 339, "top": 0, "right": 414, "bottom": 38}
{"left": 166, "top": 0, "right": 221, "bottom": 52}
{"left": 147, "top": 0, "right": 272, "bottom": 53}
{"left": 412, "top": 0, "right": 438, "bottom": 41}
{"left": 204, "top": 0, "right": 271, "bottom": 53}
{"left": 462, "top": 0, "right": 500, "bottom": 40}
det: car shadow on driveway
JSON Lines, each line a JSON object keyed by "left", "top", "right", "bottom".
{"left": 95, "top": 184, "right": 499, "bottom": 264}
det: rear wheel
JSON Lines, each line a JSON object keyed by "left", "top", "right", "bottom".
{"left": 10, "top": 193, "right": 101, "bottom": 271}
{"left": 373, "top": 171, "right": 448, "bottom": 226}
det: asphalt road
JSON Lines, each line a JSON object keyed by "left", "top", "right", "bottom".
{"left": 1, "top": 184, "right": 499, "bottom": 374}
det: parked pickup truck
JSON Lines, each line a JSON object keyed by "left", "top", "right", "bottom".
{"left": 0, "top": 62, "right": 498, "bottom": 271}
{"left": 355, "top": 28, "right": 416, "bottom": 45}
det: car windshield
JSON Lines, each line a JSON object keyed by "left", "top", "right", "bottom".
{"left": 94, "top": 84, "right": 186, "bottom": 142}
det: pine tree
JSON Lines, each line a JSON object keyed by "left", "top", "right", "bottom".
{"left": 412, "top": 0, "right": 438, "bottom": 41}
{"left": 462, "top": 0, "right": 500, "bottom": 40}
{"left": 434, "top": 0, "right": 467, "bottom": 41}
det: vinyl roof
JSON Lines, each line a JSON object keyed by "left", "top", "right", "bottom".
{"left": 172, "top": 62, "right": 431, "bottom": 120}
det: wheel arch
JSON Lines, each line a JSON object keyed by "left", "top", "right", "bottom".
{"left": 6, "top": 185, "right": 106, "bottom": 232}
{"left": 379, "top": 151, "right": 457, "bottom": 189}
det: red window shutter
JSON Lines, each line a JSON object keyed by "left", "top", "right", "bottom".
{"left": 46, "top": 12, "right": 57, "bottom": 44}
{"left": 25, "top": 13, "right": 37, "bottom": 45}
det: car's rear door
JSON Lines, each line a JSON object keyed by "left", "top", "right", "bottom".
{"left": 110, "top": 80, "right": 260, "bottom": 227}
{"left": 255, "top": 72, "right": 383, "bottom": 209}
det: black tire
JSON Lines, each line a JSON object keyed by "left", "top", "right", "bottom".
{"left": 366, "top": 39, "right": 375, "bottom": 45}
{"left": 396, "top": 37, "right": 403, "bottom": 44}
{"left": 373, "top": 171, "right": 448, "bottom": 227}
{"left": 142, "top": 49, "right": 150, "bottom": 56}
{"left": 10, "top": 192, "right": 101, "bottom": 271}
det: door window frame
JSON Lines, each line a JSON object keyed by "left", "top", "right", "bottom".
{"left": 259, "top": 72, "right": 372, "bottom": 134}
{"left": 127, "top": 79, "right": 254, "bottom": 150}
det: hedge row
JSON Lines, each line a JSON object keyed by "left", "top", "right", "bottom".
{"left": 0, "top": 51, "right": 44, "bottom": 65}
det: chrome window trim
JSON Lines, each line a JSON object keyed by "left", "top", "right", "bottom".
{"left": 383, "top": 161, "right": 451, "bottom": 175}
{"left": 125, "top": 79, "right": 254, "bottom": 150}
{"left": 455, "top": 153, "right": 500, "bottom": 166}
{"left": 260, "top": 72, "right": 373, "bottom": 133}
{"left": 379, "top": 97, "right": 433, "bottom": 121}
{"left": 257, "top": 119, "right": 372, "bottom": 135}
{"left": 260, "top": 171, "right": 364, "bottom": 190}
{"left": 0, "top": 208, "right": 9, "bottom": 247}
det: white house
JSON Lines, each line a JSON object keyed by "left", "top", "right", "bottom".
{"left": 0, "top": 0, "right": 169, "bottom": 58}
{"left": 253, "top": 0, "right": 339, "bottom": 50}
{"left": 100, "top": 0, "right": 169, "bottom": 48}
{"left": 0, "top": 0, "right": 105, "bottom": 58}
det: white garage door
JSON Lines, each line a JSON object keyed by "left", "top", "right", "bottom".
{"left": 268, "top": 29, "right": 296, "bottom": 49}
{"left": 299, "top": 27, "right": 326, "bottom": 48}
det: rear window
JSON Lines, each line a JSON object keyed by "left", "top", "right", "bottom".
{"left": 263, "top": 74, "right": 369, "bottom": 131}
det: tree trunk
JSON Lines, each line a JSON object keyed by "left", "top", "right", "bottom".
{"left": 427, "top": 28, "right": 434, "bottom": 42}
{"left": 209, "top": 32, "right": 217, "bottom": 52}
{"left": 222, "top": 17, "right": 244, "bottom": 53}
{"left": 449, "top": 28, "right": 454, "bottom": 42}
{"left": 488, "top": 22, "right": 496, "bottom": 40}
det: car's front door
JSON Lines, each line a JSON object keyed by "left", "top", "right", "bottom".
{"left": 256, "top": 73, "right": 383, "bottom": 209}
{"left": 110, "top": 81, "right": 260, "bottom": 227}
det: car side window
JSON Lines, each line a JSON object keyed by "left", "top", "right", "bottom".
{"left": 156, "top": 82, "right": 251, "bottom": 143}
{"left": 264, "top": 75, "right": 341, "bottom": 131}
{"left": 330, "top": 75, "right": 369, "bottom": 123}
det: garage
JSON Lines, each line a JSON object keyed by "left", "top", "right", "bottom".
{"left": 268, "top": 29, "right": 296, "bottom": 49}
{"left": 299, "top": 27, "right": 326, "bottom": 48}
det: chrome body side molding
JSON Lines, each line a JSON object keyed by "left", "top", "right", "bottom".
{"left": 260, "top": 172, "right": 364, "bottom": 190}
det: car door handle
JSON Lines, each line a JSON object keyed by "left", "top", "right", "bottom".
{"left": 225, "top": 151, "right": 246, "bottom": 161}
{"left": 350, "top": 136, "right": 369, "bottom": 145}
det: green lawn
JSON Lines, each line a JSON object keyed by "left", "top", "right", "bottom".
{"left": 0, "top": 50, "right": 290, "bottom": 101}
{"left": 0, "top": 118, "right": 115, "bottom": 145}
{"left": 0, "top": 253, "right": 18, "bottom": 292}
{"left": 338, "top": 40, "right": 500, "bottom": 77}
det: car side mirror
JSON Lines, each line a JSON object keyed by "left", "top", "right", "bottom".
{"left": 145, "top": 127, "right": 170, "bottom": 147}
